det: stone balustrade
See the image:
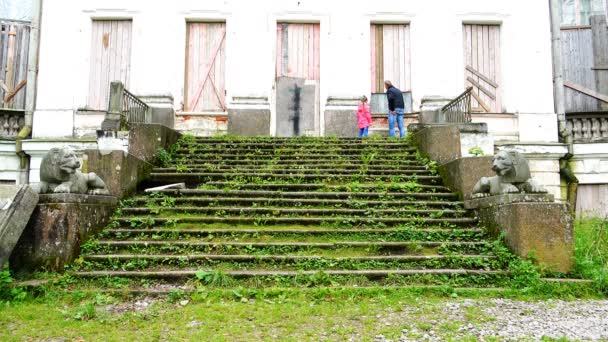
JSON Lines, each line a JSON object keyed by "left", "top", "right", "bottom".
{"left": 567, "top": 113, "right": 608, "bottom": 142}
{"left": 0, "top": 110, "right": 25, "bottom": 139}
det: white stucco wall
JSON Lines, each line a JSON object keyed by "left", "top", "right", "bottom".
{"left": 33, "top": 0, "right": 557, "bottom": 138}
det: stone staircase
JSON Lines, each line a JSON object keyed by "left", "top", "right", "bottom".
{"left": 73, "top": 136, "right": 513, "bottom": 289}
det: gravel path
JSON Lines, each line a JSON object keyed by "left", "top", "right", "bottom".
{"left": 375, "top": 299, "right": 608, "bottom": 341}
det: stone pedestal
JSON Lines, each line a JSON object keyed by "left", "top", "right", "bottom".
{"left": 85, "top": 149, "right": 153, "bottom": 198}
{"left": 9, "top": 194, "right": 117, "bottom": 274}
{"left": 419, "top": 96, "right": 451, "bottom": 124}
{"left": 439, "top": 156, "right": 494, "bottom": 200}
{"left": 324, "top": 97, "right": 359, "bottom": 137}
{"left": 227, "top": 96, "right": 271, "bottom": 136}
{"left": 0, "top": 185, "right": 39, "bottom": 268}
{"left": 411, "top": 125, "right": 461, "bottom": 164}
{"left": 138, "top": 94, "right": 175, "bottom": 128}
{"left": 468, "top": 194, "right": 573, "bottom": 273}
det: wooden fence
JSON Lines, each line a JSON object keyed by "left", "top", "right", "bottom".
{"left": 0, "top": 20, "right": 30, "bottom": 110}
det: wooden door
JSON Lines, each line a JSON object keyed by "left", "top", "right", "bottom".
{"left": 463, "top": 24, "right": 501, "bottom": 113}
{"left": 370, "top": 24, "right": 411, "bottom": 93}
{"left": 185, "top": 22, "right": 226, "bottom": 113}
{"left": 0, "top": 20, "right": 30, "bottom": 110}
{"left": 88, "top": 20, "right": 132, "bottom": 110}
{"left": 275, "top": 23, "right": 320, "bottom": 136}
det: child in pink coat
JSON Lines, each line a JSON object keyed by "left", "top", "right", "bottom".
{"left": 357, "top": 96, "right": 372, "bottom": 138}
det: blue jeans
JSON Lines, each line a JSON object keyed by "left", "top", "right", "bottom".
{"left": 388, "top": 108, "right": 405, "bottom": 138}
{"left": 359, "top": 126, "right": 369, "bottom": 138}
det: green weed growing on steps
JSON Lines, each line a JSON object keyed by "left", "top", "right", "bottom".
{"left": 573, "top": 218, "right": 608, "bottom": 294}
{"left": 0, "top": 269, "right": 27, "bottom": 304}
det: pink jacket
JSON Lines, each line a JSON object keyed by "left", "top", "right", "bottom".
{"left": 357, "top": 103, "right": 372, "bottom": 129}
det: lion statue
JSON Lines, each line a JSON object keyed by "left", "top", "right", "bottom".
{"left": 36, "top": 147, "right": 110, "bottom": 195}
{"left": 472, "top": 150, "right": 547, "bottom": 198}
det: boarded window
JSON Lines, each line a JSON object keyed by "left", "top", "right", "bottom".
{"left": 561, "top": 0, "right": 606, "bottom": 26}
{"left": 576, "top": 184, "right": 608, "bottom": 218}
{"left": 184, "top": 22, "right": 226, "bottom": 112}
{"left": 276, "top": 23, "right": 320, "bottom": 80}
{"left": 0, "top": 20, "right": 30, "bottom": 109}
{"left": 370, "top": 24, "right": 411, "bottom": 93}
{"left": 463, "top": 24, "right": 501, "bottom": 113}
{"left": 87, "top": 20, "right": 132, "bottom": 111}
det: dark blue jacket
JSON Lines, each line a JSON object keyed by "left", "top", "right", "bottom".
{"left": 386, "top": 86, "right": 405, "bottom": 111}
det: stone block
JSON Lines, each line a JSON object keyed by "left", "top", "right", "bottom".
{"left": 439, "top": 156, "right": 494, "bottom": 200}
{"left": 227, "top": 109, "right": 271, "bottom": 136}
{"left": 465, "top": 193, "right": 555, "bottom": 209}
{"left": 10, "top": 194, "right": 118, "bottom": 274}
{"left": 0, "top": 185, "right": 39, "bottom": 269}
{"left": 324, "top": 109, "right": 358, "bottom": 137}
{"left": 85, "top": 149, "right": 153, "bottom": 198}
{"left": 138, "top": 94, "right": 175, "bottom": 128}
{"left": 476, "top": 199, "right": 574, "bottom": 273}
{"left": 412, "top": 125, "right": 461, "bottom": 165}
{"left": 276, "top": 77, "right": 318, "bottom": 136}
{"left": 128, "top": 124, "right": 181, "bottom": 162}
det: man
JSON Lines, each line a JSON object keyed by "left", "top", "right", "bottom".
{"left": 385, "top": 80, "right": 406, "bottom": 138}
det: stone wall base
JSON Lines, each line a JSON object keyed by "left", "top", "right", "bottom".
{"left": 324, "top": 109, "right": 358, "bottom": 137}
{"left": 85, "top": 150, "right": 153, "bottom": 198}
{"left": 474, "top": 197, "right": 574, "bottom": 273}
{"left": 439, "top": 156, "right": 494, "bottom": 200}
{"left": 227, "top": 109, "right": 271, "bottom": 136}
{"left": 9, "top": 194, "right": 117, "bottom": 274}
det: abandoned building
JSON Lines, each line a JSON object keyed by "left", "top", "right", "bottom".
{"left": 0, "top": 0, "right": 606, "bottom": 217}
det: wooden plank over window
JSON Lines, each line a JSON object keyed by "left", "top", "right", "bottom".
{"left": 370, "top": 24, "right": 411, "bottom": 93}
{"left": 276, "top": 23, "right": 320, "bottom": 80}
{"left": 87, "top": 20, "right": 132, "bottom": 111}
{"left": 463, "top": 24, "right": 501, "bottom": 113}
{"left": 0, "top": 20, "right": 30, "bottom": 110}
{"left": 185, "top": 22, "right": 227, "bottom": 112}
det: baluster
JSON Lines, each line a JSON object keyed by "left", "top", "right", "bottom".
{"left": 1, "top": 115, "right": 8, "bottom": 137}
{"left": 591, "top": 118, "right": 600, "bottom": 139}
{"left": 582, "top": 119, "right": 591, "bottom": 140}
{"left": 600, "top": 117, "right": 608, "bottom": 138}
{"left": 573, "top": 118, "right": 583, "bottom": 141}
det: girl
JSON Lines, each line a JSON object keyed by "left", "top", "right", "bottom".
{"left": 357, "top": 95, "right": 372, "bottom": 138}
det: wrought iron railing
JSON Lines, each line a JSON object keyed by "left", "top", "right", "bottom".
{"left": 441, "top": 87, "right": 473, "bottom": 123}
{"left": 567, "top": 113, "right": 608, "bottom": 142}
{"left": 122, "top": 88, "right": 148, "bottom": 124}
{"left": 107, "top": 81, "right": 149, "bottom": 127}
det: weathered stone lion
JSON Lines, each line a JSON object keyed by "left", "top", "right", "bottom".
{"left": 472, "top": 150, "right": 547, "bottom": 198}
{"left": 37, "top": 147, "right": 110, "bottom": 195}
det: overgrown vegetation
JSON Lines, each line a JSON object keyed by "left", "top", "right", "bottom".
{"left": 573, "top": 218, "right": 608, "bottom": 293}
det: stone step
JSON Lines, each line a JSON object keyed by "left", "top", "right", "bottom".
{"left": 175, "top": 148, "right": 418, "bottom": 154}
{"left": 152, "top": 168, "right": 432, "bottom": 176}
{"left": 143, "top": 189, "right": 459, "bottom": 200}
{"left": 174, "top": 150, "right": 417, "bottom": 163}
{"left": 133, "top": 197, "right": 463, "bottom": 208}
{"left": 148, "top": 173, "right": 443, "bottom": 185}
{"left": 114, "top": 216, "right": 478, "bottom": 227}
{"left": 84, "top": 253, "right": 495, "bottom": 262}
{"left": 186, "top": 142, "right": 413, "bottom": 148}
{"left": 120, "top": 207, "right": 469, "bottom": 218}
{"left": 103, "top": 228, "right": 486, "bottom": 241}
{"left": 94, "top": 242, "right": 489, "bottom": 258}
{"left": 200, "top": 183, "right": 450, "bottom": 192}
{"left": 81, "top": 254, "right": 496, "bottom": 271}
{"left": 74, "top": 268, "right": 506, "bottom": 279}
{"left": 169, "top": 164, "right": 430, "bottom": 171}
{"left": 178, "top": 159, "right": 426, "bottom": 166}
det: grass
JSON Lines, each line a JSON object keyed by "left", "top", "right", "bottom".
{"left": 573, "top": 218, "right": 608, "bottom": 293}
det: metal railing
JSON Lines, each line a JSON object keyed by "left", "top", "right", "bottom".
{"left": 107, "top": 81, "right": 149, "bottom": 127}
{"left": 441, "top": 87, "right": 473, "bottom": 123}
{"left": 122, "top": 88, "right": 148, "bottom": 124}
